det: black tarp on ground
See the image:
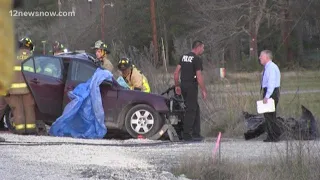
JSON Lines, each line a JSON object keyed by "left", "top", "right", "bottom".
{"left": 243, "top": 105, "right": 319, "bottom": 141}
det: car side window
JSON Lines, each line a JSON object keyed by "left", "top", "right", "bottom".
{"left": 34, "top": 56, "right": 62, "bottom": 79}
{"left": 71, "top": 60, "right": 97, "bottom": 82}
{"left": 22, "top": 57, "right": 35, "bottom": 73}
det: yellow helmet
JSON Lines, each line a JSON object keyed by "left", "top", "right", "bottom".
{"left": 19, "top": 37, "right": 34, "bottom": 51}
{"left": 117, "top": 57, "right": 132, "bottom": 71}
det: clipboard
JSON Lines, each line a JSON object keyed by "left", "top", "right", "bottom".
{"left": 256, "top": 98, "right": 275, "bottom": 114}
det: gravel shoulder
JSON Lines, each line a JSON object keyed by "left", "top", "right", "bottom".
{"left": 0, "top": 133, "right": 319, "bottom": 180}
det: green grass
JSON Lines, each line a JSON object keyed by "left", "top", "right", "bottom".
{"left": 208, "top": 70, "right": 320, "bottom": 93}
{"left": 228, "top": 91, "right": 320, "bottom": 118}
{"left": 200, "top": 91, "right": 320, "bottom": 137}
{"left": 278, "top": 93, "right": 320, "bottom": 118}
{"left": 143, "top": 68, "right": 320, "bottom": 138}
{"left": 171, "top": 149, "right": 320, "bottom": 180}
{"left": 198, "top": 70, "right": 320, "bottom": 137}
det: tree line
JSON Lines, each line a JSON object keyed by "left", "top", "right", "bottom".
{"left": 14, "top": 0, "right": 320, "bottom": 71}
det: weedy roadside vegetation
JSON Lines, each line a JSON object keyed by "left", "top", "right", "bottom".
{"left": 171, "top": 140, "right": 320, "bottom": 180}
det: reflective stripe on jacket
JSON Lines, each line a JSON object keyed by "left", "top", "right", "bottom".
{"left": 8, "top": 49, "right": 32, "bottom": 95}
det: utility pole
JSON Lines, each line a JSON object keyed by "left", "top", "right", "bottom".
{"left": 88, "top": 0, "right": 92, "bottom": 15}
{"left": 72, "top": 0, "right": 76, "bottom": 14}
{"left": 281, "top": 0, "right": 291, "bottom": 66}
{"left": 101, "top": 0, "right": 104, "bottom": 41}
{"left": 150, "top": 0, "right": 159, "bottom": 66}
{"left": 58, "top": 0, "right": 61, "bottom": 24}
{"left": 249, "top": 0, "right": 257, "bottom": 62}
{"left": 41, "top": 41, "right": 46, "bottom": 55}
{"left": 101, "top": 1, "right": 114, "bottom": 41}
{"left": 58, "top": 0, "right": 62, "bottom": 41}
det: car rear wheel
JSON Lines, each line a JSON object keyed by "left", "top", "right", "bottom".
{"left": 124, "top": 104, "right": 164, "bottom": 139}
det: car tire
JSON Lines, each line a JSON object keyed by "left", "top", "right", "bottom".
{"left": 4, "top": 106, "right": 14, "bottom": 132}
{"left": 124, "top": 104, "right": 164, "bottom": 139}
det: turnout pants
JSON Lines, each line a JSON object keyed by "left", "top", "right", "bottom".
{"left": 4, "top": 93, "right": 36, "bottom": 134}
{"left": 263, "top": 88, "right": 281, "bottom": 140}
{"left": 181, "top": 81, "right": 201, "bottom": 140}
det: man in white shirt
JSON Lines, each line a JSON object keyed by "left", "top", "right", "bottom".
{"left": 259, "top": 50, "right": 281, "bottom": 142}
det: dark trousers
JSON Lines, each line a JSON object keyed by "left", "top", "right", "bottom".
{"left": 263, "top": 88, "right": 281, "bottom": 140}
{"left": 181, "top": 82, "right": 200, "bottom": 139}
{"left": 0, "top": 97, "right": 7, "bottom": 129}
{"left": 0, "top": 97, "right": 7, "bottom": 120}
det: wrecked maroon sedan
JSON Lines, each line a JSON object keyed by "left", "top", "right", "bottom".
{"left": 2, "top": 52, "right": 185, "bottom": 140}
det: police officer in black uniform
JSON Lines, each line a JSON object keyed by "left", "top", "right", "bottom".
{"left": 174, "top": 40, "right": 207, "bottom": 141}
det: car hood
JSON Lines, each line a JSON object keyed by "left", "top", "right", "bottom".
{"left": 120, "top": 89, "right": 169, "bottom": 112}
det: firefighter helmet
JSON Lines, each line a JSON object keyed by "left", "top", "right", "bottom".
{"left": 19, "top": 37, "right": 34, "bottom": 51}
{"left": 92, "top": 40, "right": 110, "bottom": 54}
{"left": 117, "top": 57, "right": 132, "bottom": 70}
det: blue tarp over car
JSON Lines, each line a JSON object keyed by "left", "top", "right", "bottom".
{"left": 49, "top": 68, "right": 113, "bottom": 139}
{"left": 116, "top": 76, "right": 130, "bottom": 89}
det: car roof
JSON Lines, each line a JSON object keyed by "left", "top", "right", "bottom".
{"left": 54, "top": 51, "right": 96, "bottom": 62}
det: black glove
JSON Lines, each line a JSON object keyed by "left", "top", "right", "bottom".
{"left": 94, "top": 60, "right": 103, "bottom": 67}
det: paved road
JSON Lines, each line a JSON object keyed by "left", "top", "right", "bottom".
{"left": 0, "top": 133, "right": 319, "bottom": 180}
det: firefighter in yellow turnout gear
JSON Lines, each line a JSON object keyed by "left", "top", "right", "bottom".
{"left": 1, "top": 0, "right": 18, "bottom": 132}
{"left": 4, "top": 37, "right": 37, "bottom": 134}
{"left": 0, "top": 0, "right": 16, "bottom": 96}
{"left": 1, "top": 0, "right": 25, "bottom": 140}
{"left": 117, "top": 57, "right": 151, "bottom": 93}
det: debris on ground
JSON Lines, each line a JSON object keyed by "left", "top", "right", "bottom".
{"left": 243, "top": 105, "right": 319, "bottom": 141}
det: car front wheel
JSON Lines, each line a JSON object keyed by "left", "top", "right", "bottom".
{"left": 124, "top": 104, "right": 164, "bottom": 139}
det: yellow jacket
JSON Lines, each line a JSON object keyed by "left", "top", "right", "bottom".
{"left": 0, "top": 1, "right": 15, "bottom": 95}
{"left": 9, "top": 49, "right": 32, "bottom": 95}
{"left": 124, "top": 67, "right": 151, "bottom": 93}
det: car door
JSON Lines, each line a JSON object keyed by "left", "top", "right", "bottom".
{"left": 63, "top": 59, "right": 121, "bottom": 123}
{"left": 21, "top": 55, "right": 65, "bottom": 121}
{"left": 62, "top": 59, "right": 96, "bottom": 106}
